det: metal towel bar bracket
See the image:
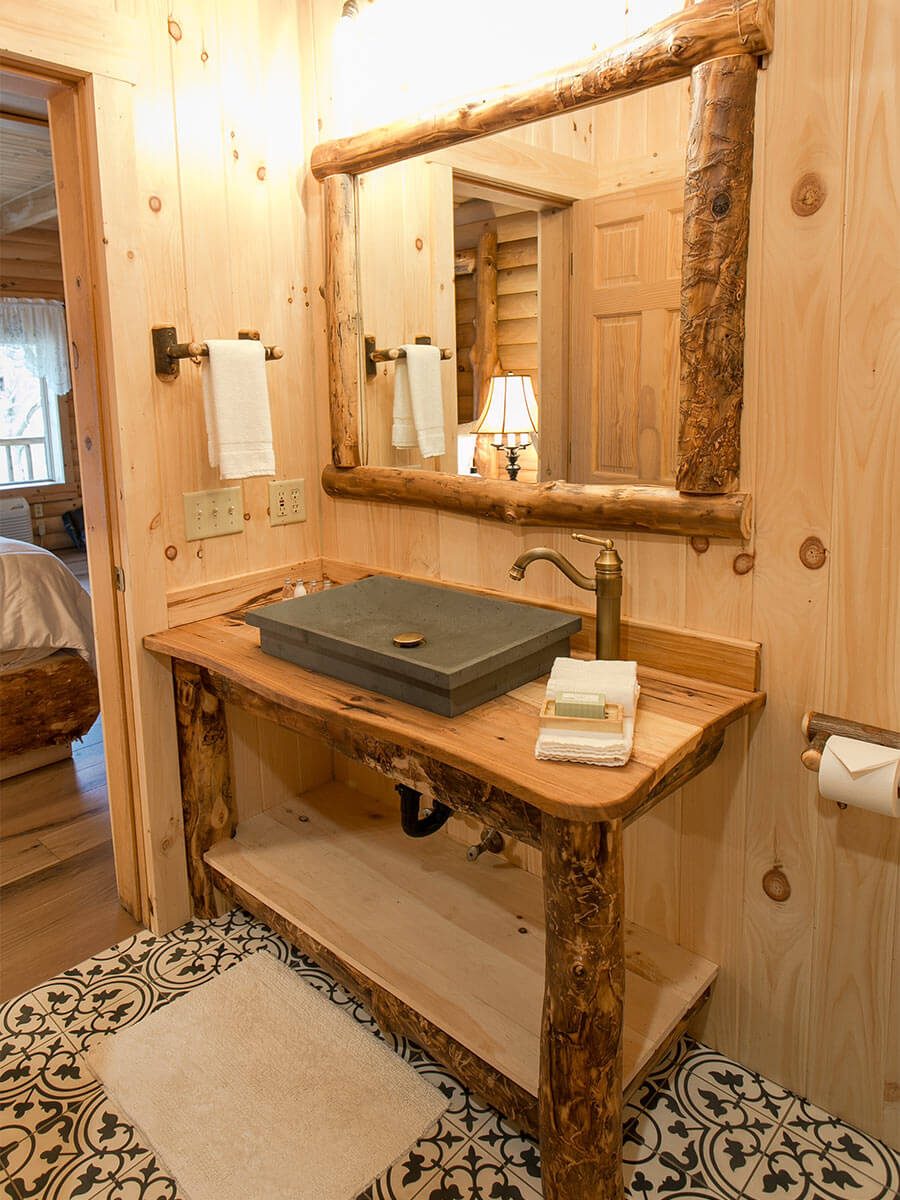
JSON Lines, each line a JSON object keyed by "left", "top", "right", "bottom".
{"left": 152, "top": 325, "right": 284, "bottom": 380}
{"left": 364, "top": 333, "right": 452, "bottom": 380}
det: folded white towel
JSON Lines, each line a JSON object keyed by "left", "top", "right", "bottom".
{"left": 545, "top": 657, "right": 640, "bottom": 717}
{"left": 536, "top": 658, "right": 639, "bottom": 765}
{"left": 201, "top": 339, "right": 275, "bottom": 479}
{"left": 535, "top": 716, "right": 635, "bottom": 766}
{"left": 392, "top": 344, "right": 445, "bottom": 459}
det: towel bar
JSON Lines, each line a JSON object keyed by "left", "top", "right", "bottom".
{"left": 800, "top": 710, "right": 900, "bottom": 771}
{"left": 152, "top": 326, "right": 284, "bottom": 379}
{"left": 364, "top": 333, "right": 452, "bottom": 380}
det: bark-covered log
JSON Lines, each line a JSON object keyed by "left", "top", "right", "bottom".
{"left": 677, "top": 54, "right": 758, "bottom": 493}
{"left": 0, "top": 652, "right": 99, "bottom": 756}
{"left": 540, "top": 816, "right": 625, "bottom": 1199}
{"left": 322, "top": 463, "right": 752, "bottom": 538}
{"left": 325, "top": 173, "right": 361, "bottom": 467}
{"left": 311, "top": 0, "right": 773, "bottom": 180}
{"left": 471, "top": 227, "right": 500, "bottom": 422}
{"left": 173, "top": 660, "right": 236, "bottom": 918}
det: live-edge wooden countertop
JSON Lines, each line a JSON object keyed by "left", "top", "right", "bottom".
{"left": 146, "top": 614, "right": 765, "bottom": 822}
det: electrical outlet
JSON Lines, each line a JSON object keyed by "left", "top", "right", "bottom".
{"left": 268, "top": 478, "right": 306, "bottom": 526}
{"left": 183, "top": 486, "right": 244, "bottom": 541}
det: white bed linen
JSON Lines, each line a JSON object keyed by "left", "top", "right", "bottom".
{"left": 0, "top": 537, "right": 95, "bottom": 670}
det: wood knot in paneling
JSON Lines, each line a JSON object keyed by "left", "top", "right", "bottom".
{"left": 167, "top": 17, "right": 182, "bottom": 40}
{"left": 165, "top": 544, "right": 178, "bottom": 561}
{"left": 791, "top": 172, "right": 826, "bottom": 217}
{"left": 799, "top": 536, "right": 827, "bottom": 570}
{"left": 690, "top": 536, "right": 710, "bottom": 554}
{"left": 732, "top": 552, "right": 755, "bottom": 575}
{"left": 762, "top": 867, "right": 791, "bottom": 903}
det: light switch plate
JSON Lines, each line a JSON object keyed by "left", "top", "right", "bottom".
{"left": 183, "top": 486, "right": 244, "bottom": 541}
{"left": 268, "top": 478, "right": 306, "bottom": 526}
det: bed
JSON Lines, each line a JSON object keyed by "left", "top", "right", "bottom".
{"left": 0, "top": 536, "right": 100, "bottom": 778}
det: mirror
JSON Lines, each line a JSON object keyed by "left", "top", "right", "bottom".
{"left": 315, "top": 1, "right": 770, "bottom": 539}
{"left": 356, "top": 78, "right": 691, "bottom": 489}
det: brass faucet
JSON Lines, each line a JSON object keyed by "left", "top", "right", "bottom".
{"left": 508, "top": 534, "right": 623, "bottom": 660}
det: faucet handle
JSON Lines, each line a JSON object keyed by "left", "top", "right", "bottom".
{"left": 572, "top": 533, "right": 615, "bottom": 549}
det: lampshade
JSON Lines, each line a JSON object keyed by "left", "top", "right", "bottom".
{"left": 473, "top": 374, "right": 539, "bottom": 440}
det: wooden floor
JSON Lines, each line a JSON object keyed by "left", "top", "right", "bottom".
{"left": 0, "top": 718, "right": 142, "bottom": 1002}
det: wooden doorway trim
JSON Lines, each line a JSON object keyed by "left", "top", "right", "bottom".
{"left": 42, "top": 76, "right": 145, "bottom": 921}
{"left": 2, "top": 37, "right": 191, "bottom": 933}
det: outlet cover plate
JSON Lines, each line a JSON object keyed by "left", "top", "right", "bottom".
{"left": 268, "top": 478, "right": 306, "bottom": 526}
{"left": 183, "top": 486, "right": 244, "bottom": 541}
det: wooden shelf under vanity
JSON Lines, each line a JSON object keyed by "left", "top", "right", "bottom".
{"left": 205, "top": 781, "right": 718, "bottom": 1102}
{"left": 146, "top": 611, "right": 764, "bottom": 1198}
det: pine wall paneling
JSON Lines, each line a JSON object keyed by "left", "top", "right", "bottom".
{"left": 812, "top": 0, "right": 899, "bottom": 1135}
{"left": 305, "top": 0, "right": 899, "bottom": 1142}
{"left": 130, "top": 0, "right": 332, "bottom": 865}
{"left": 6, "top": 0, "right": 332, "bottom": 930}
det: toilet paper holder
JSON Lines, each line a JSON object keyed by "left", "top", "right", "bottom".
{"left": 801, "top": 711, "right": 900, "bottom": 806}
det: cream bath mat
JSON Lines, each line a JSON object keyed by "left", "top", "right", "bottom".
{"left": 86, "top": 950, "right": 449, "bottom": 1200}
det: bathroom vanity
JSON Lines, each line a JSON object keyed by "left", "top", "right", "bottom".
{"left": 146, "top": 592, "right": 764, "bottom": 1200}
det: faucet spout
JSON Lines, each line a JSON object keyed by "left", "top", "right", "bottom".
{"left": 508, "top": 538, "right": 624, "bottom": 660}
{"left": 508, "top": 548, "right": 594, "bottom": 593}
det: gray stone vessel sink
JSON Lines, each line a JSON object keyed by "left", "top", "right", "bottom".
{"left": 245, "top": 575, "right": 581, "bottom": 716}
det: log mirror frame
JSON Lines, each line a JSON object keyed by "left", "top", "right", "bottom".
{"left": 312, "top": 0, "right": 774, "bottom": 540}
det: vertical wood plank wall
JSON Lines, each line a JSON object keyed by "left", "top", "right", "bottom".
{"left": 305, "top": 0, "right": 900, "bottom": 1143}
{"left": 125, "top": 0, "right": 332, "bottom": 848}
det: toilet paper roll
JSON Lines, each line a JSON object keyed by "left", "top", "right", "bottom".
{"left": 818, "top": 736, "right": 900, "bottom": 817}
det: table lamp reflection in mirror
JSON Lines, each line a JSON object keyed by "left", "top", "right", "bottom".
{"left": 472, "top": 373, "right": 539, "bottom": 481}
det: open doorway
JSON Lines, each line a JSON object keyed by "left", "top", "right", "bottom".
{"left": 451, "top": 175, "right": 570, "bottom": 485}
{"left": 0, "top": 68, "right": 142, "bottom": 998}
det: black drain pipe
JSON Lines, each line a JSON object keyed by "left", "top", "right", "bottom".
{"left": 396, "top": 784, "right": 452, "bottom": 838}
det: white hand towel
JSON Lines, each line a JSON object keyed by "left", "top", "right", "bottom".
{"left": 545, "top": 658, "right": 640, "bottom": 717}
{"left": 201, "top": 339, "right": 275, "bottom": 479}
{"left": 391, "top": 344, "right": 445, "bottom": 458}
{"left": 535, "top": 717, "right": 635, "bottom": 766}
{"left": 535, "top": 658, "right": 640, "bottom": 765}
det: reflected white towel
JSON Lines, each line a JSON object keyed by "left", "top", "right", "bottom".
{"left": 392, "top": 344, "right": 445, "bottom": 458}
{"left": 201, "top": 339, "right": 275, "bottom": 479}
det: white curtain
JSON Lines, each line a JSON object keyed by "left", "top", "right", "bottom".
{"left": 0, "top": 298, "right": 72, "bottom": 397}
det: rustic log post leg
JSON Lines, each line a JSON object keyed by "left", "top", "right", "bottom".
{"left": 540, "top": 815, "right": 625, "bottom": 1200}
{"left": 173, "top": 660, "right": 236, "bottom": 918}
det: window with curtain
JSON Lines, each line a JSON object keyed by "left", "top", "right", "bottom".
{"left": 0, "top": 298, "right": 72, "bottom": 488}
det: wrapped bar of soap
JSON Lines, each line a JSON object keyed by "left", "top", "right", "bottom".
{"left": 555, "top": 691, "right": 606, "bottom": 719}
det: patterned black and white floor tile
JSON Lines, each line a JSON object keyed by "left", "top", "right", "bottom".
{"left": 1, "top": 911, "right": 897, "bottom": 1200}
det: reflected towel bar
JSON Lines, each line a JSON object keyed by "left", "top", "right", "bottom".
{"left": 152, "top": 325, "right": 284, "bottom": 379}
{"left": 364, "top": 333, "right": 452, "bottom": 380}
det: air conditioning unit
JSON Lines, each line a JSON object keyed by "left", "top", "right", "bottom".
{"left": 0, "top": 496, "right": 34, "bottom": 543}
